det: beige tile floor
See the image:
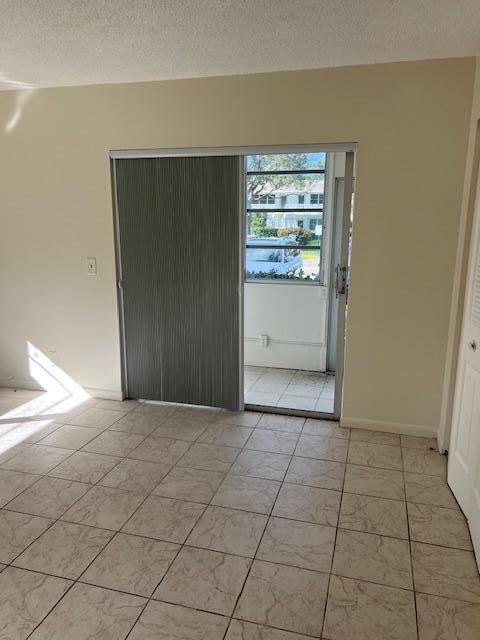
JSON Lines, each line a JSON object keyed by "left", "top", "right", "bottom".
{"left": 245, "top": 366, "right": 335, "bottom": 413}
{"left": 0, "top": 388, "right": 478, "bottom": 638}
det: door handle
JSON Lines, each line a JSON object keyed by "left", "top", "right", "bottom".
{"left": 335, "top": 264, "right": 347, "bottom": 298}
{"left": 468, "top": 340, "right": 477, "bottom": 352}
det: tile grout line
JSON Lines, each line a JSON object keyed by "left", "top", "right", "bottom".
{"left": 320, "top": 425, "right": 350, "bottom": 639}
{"left": 400, "top": 441, "right": 421, "bottom": 640}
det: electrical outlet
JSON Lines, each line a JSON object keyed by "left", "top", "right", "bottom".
{"left": 86, "top": 257, "right": 97, "bottom": 275}
{"left": 260, "top": 334, "right": 269, "bottom": 347}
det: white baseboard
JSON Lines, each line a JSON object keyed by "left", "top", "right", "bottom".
{"left": 340, "top": 416, "right": 437, "bottom": 438}
{"left": 0, "top": 379, "right": 124, "bottom": 402}
{"left": 83, "top": 388, "right": 124, "bottom": 401}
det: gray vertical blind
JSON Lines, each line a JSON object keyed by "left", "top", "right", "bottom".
{"left": 114, "top": 156, "right": 242, "bottom": 410}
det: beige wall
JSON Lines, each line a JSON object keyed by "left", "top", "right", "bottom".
{"left": 0, "top": 58, "right": 475, "bottom": 435}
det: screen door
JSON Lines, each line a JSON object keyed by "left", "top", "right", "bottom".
{"left": 113, "top": 155, "right": 243, "bottom": 410}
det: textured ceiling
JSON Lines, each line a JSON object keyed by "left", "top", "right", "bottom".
{"left": 1, "top": 0, "right": 479, "bottom": 90}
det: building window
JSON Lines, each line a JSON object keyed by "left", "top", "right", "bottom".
{"left": 252, "top": 194, "right": 275, "bottom": 205}
{"left": 310, "top": 193, "right": 324, "bottom": 206}
{"left": 245, "top": 152, "right": 326, "bottom": 283}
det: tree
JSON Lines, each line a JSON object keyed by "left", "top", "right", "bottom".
{"left": 246, "top": 153, "right": 325, "bottom": 234}
{"left": 247, "top": 153, "right": 308, "bottom": 201}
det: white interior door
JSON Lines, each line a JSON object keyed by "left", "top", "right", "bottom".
{"left": 448, "top": 173, "right": 480, "bottom": 565}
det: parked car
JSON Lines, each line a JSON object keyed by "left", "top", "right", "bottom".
{"left": 246, "top": 236, "right": 302, "bottom": 275}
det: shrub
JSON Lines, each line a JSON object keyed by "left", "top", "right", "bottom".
{"left": 277, "top": 227, "right": 315, "bottom": 245}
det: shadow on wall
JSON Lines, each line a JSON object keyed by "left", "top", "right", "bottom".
{"left": 0, "top": 342, "right": 92, "bottom": 456}
{"left": 0, "top": 72, "right": 36, "bottom": 133}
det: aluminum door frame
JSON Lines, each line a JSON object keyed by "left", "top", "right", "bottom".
{"left": 110, "top": 143, "right": 357, "bottom": 420}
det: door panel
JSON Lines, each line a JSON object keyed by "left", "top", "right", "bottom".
{"left": 449, "top": 172, "right": 480, "bottom": 564}
{"left": 114, "top": 156, "right": 242, "bottom": 410}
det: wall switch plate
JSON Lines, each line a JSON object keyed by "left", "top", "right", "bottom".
{"left": 86, "top": 257, "right": 97, "bottom": 275}
{"left": 260, "top": 334, "right": 269, "bottom": 347}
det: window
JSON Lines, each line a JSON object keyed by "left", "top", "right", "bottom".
{"left": 310, "top": 193, "right": 324, "bottom": 205}
{"left": 252, "top": 194, "right": 275, "bottom": 205}
{"left": 245, "top": 152, "right": 326, "bottom": 283}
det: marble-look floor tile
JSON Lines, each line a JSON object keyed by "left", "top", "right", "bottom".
{"left": 215, "top": 410, "right": 263, "bottom": 428}
{"left": 404, "top": 473, "right": 459, "bottom": 509}
{"left": 212, "top": 475, "right": 280, "bottom": 514}
{"left": 129, "top": 435, "right": 191, "bottom": 465}
{"left": 107, "top": 411, "right": 159, "bottom": 436}
{"left": 277, "top": 395, "right": 317, "bottom": 411}
{"left": 225, "top": 620, "right": 311, "bottom": 639}
{"left": 408, "top": 502, "right": 472, "bottom": 550}
{"left": 6, "top": 476, "right": 91, "bottom": 518}
{"left": 13, "top": 520, "right": 113, "bottom": 579}
{"left": 256, "top": 516, "right": 335, "bottom": 572}
{"left": 230, "top": 449, "right": 291, "bottom": 481}
{"left": 0, "top": 445, "right": 73, "bottom": 475}
{"left": 198, "top": 423, "right": 253, "bottom": 447}
{"left": 153, "top": 467, "right": 225, "bottom": 503}
{"left": 349, "top": 428, "right": 400, "bottom": 446}
{"left": 122, "top": 495, "right": 205, "bottom": 543}
{"left": 285, "top": 456, "right": 345, "bottom": 491}
{"left": 178, "top": 443, "right": 240, "bottom": 472}
{"left": 295, "top": 435, "right": 348, "bottom": 462}
{"left": 151, "top": 419, "right": 209, "bottom": 441}
{"left": 344, "top": 464, "right": 405, "bottom": 500}
{"left": 245, "top": 391, "right": 282, "bottom": 406}
{"left": 39, "top": 424, "right": 103, "bottom": 449}
{"left": 323, "top": 575, "right": 417, "bottom": 640}
{"left": 29, "top": 582, "right": 145, "bottom": 640}
{"left": 283, "top": 383, "right": 322, "bottom": 398}
{"left": 0, "top": 566, "right": 71, "bottom": 640}
{"left": 8, "top": 420, "right": 62, "bottom": 444}
{"left": 339, "top": 493, "right": 408, "bottom": 538}
{"left": 177, "top": 405, "right": 221, "bottom": 422}
{"left": 95, "top": 399, "right": 138, "bottom": 413}
{"left": 82, "top": 429, "right": 144, "bottom": 457}
{"left": 332, "top": 529, "right": 413, "bottom": 589}
{"left": 416, "top": 592, "right": 480, "bottom": 640}
{"left": 0, "top": 443, "right": 31, "bottom": 466}
{"left": 302, "top": 419, "right": 349, "bottom": 440}
{"left": 48, "top": 451, "right": 120, "bottom": 484}
{"left": 61, "top": 485, "right": 144, "bottom": 531}
{"left": 273, "top": 483, "right": 341, "bottom": 526}
{"left": 256, "top": 414, "right": 304, "bottom": 434}
{"left": 68, "top": 407, "right": 123, "bottom": 429}
{"left": 81, "top": 532, "right": 179, "bottom": 597}
{"left": 154, "top": 546, "right": 251, "bottom": 615}
{"left": 186, "top": 505, "right": 268, "bottom": 557}
{"left": 411, "top": 542, "right": 480, "bottom": 603}
{"left": 402, "top": 448, "right": 447, "bottom": 477}
{"left": 0, "top": 509, "right": 52, "bottom": 563}
{"left": 0, "top": 469, "right": 40, "bottom": 507}
{"left": 128, "top": 600, "right": 229, "bottom": 640}
{"left": 245, "top": 429, "right": 299, "bottom": 455}
{"left": 135, "top": 402, "right": 179, "bottom": 419}
{"left": 401, "top": 435, "right": 438, "bottom": 451}
{"left": 99, "top": 458, "right": 171, "bottom": 493}
{"left": 348, "top": 441, "right": 402, "bottom": 470}
{"left": 234, "top": 559, "right": 329, "bottom": 636}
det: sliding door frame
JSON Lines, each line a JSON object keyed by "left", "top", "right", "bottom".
{"left": 110, "top": 142, "right": 356, "bottom": 420}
